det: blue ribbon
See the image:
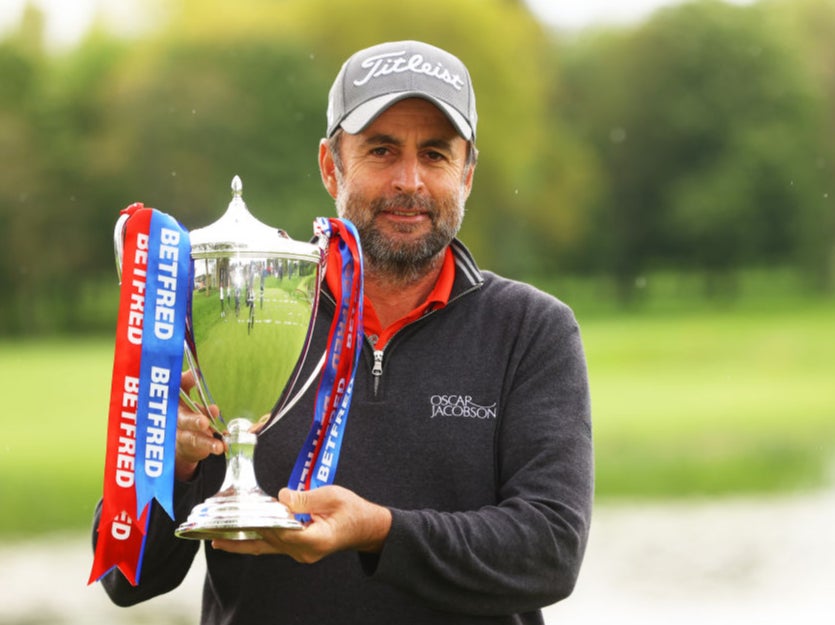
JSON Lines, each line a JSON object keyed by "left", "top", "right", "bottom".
{"left": 288, "top": 218, "right": 364, "bottom": 508}
{"left": 134, "top": 210, "right": 191, "bottom": 518}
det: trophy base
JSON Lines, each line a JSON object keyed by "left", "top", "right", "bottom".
{"left": 175, "top": 417, "right": 304, "bottom": 540}
{"left": 175, "top": 488, "right": 303, "bottom": 541}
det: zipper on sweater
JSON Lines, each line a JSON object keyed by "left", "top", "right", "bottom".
{"left": 371, "top": 349, "right": 384, "bottom": 395}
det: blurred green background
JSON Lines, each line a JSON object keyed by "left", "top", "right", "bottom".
{"left": 1, "top": 0, "right": 834, "bottom": 538}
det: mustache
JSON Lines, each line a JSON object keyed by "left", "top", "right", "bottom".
{"left": 370, "top": 193, "right": 436, "bottom": 216}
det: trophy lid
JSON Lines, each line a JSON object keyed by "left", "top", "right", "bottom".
{"left": 189, "top": 175, "right": 320, "bottom": 262}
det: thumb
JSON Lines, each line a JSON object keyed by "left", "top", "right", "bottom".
{"left": 278, "top": 487, "right": 311, "bottom": 514}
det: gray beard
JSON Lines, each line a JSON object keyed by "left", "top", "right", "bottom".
{"left": 337, "top": 191, "right": 464, "bottom": 285}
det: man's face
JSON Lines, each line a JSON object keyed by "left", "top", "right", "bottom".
{"left": 320, "top": 98, "right": 474, "bottom": 280}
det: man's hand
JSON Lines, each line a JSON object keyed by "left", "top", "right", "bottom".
{"left": 211, "top": 485, "right": 393, "bottom": 563}
{"left": 175, "top": 370, "right": 224, "bottom": 481}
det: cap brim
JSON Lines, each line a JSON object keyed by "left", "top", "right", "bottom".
{"left": 338, "top": 92, "right": 473, "bottom": 140}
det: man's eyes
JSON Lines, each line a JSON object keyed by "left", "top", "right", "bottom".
{"left": 365, "top": 147, "right": 449, "bottom": 162}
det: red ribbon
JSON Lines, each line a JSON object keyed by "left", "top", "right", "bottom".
{"left": 89, "top": 204, "right": 153, "bottom": 585}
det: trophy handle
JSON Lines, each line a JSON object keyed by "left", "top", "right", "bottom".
{"left": 113, "top": 212, "right": 130, "bottom": 284}
{"left": 259, "top": 349, "right": 327, "bottom": 434}
{"left": 183, "top": 338, "right": 225, "bottom": 433}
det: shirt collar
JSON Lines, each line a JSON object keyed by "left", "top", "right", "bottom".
{"left": 325, "top": 246, "right": 455, "bottom": 349}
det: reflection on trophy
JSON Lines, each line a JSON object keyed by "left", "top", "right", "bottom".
{"left": 174, "top": 175, "right": 324, "bottom": 540}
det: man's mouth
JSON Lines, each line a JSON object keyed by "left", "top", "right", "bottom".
{"left": 385, "top": 209, "right": 426, "bottom": 216}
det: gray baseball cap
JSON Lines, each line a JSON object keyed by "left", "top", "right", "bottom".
{"left": 326, "top": 40, "right": 477, "bottom": 140}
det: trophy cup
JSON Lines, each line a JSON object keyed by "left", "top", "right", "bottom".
{"left": 165, "top": 175, "right": 323, "bottom": 539}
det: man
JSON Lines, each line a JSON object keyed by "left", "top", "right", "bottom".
{"left": 94, "top": 40, "right": 593, "bottom": 624}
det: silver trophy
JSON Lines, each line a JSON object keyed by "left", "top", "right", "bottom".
{"left": 115, "top": 175, "right": 325, "bottom": 540}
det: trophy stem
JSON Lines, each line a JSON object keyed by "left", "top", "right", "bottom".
{"left": 220, "top": 418, "right": 260, "bottom": 494}
{"left": 175, "top": 418, "right": 303, "bottom": 540}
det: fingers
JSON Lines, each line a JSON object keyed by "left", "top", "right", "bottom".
{"left": 174, "top": 390, "right": 224, "bottom": 481}
{"left": 180, "top": 369, "right": 196, "bottom": 393}
{"left": 210, "top": 488, "right": 342, "bottom": 562}
{"left": 280, "top": 486, "right": 391, "bottom": 554}
{"left": 177, "top": 410, "right": 224, "bottom": 461}
{"left": 211, "top": 529, "right": 326, "bottom": 564}
{"left": 211, "top": 538, "right": 274, "bottom": 557}
{"left": 209, "top": 487, "right": 391, "bottom": 562}
{"left": 178, "top": 371, "right": 218, "bottom": 420}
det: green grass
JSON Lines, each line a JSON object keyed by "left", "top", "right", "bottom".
{"left": 2, "top": 295, "right": 834, "bottom": 538}
{"left": 584, "top": 302, "right": 835, "bottom": 497}
{"left": 1, "top": 339, "right": 113, "bottom": 537}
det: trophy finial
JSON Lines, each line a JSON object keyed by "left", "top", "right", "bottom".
{"left": 231, "top": 175, "right": 243, "bottom": 198}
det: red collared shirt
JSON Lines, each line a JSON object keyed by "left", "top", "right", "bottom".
{"left": 326, "top": 246, "right": 455, "bottom": 350}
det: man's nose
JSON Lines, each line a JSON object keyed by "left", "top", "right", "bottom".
{"left": 392, "top": 154, "right": 426, "bottom": 195}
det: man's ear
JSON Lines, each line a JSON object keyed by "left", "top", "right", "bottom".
{"left": 463, "top": 162, "right": 475, "bottom": 201}
{"left": 319, "top": 139, "right": 339, "bottom": 199}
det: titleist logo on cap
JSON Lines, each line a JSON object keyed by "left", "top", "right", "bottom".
{"left": 353, "top": 51, "right": 466, "bottom": 91}
{"left": 326, "top": 40, "right": 477, "bottom": 139}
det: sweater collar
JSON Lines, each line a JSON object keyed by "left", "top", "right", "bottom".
{"left": 448, "top": 238, "right": 484, "bottom": 297}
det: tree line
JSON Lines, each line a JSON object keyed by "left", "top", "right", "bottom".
{"left": 1, "top": 0, "right": 833, "bottom": 334}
